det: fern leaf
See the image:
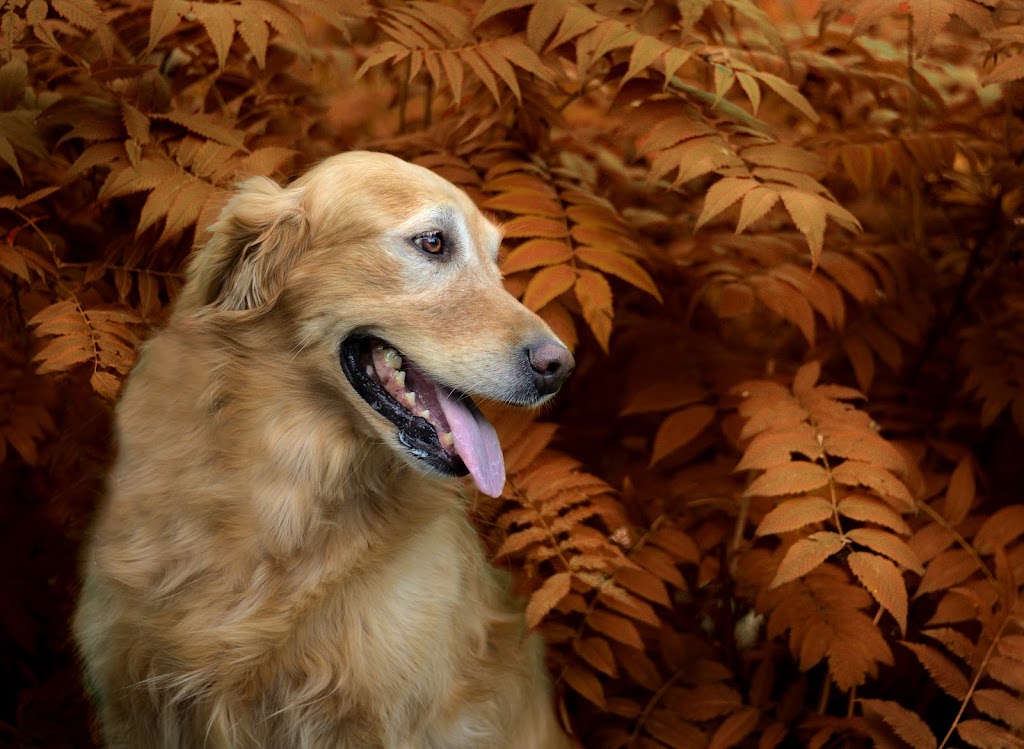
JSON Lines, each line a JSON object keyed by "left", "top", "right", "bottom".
{"left": 771, "top": 532, "right": 844, "bottom": 587}
{"left": 848, "top": 551, "right": 908, "bottom": 634}
{"left": 860, "top": 699, "right": 937, "bottom": 749}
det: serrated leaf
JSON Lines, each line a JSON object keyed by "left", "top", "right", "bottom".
{"left": 746, "top": 462, "right": 829, "bottom": 497}
{"left": 860, "top": 699, "right": 937, "bottom": 749}
{"left": 521, "top": 264, "right": 575, "bottom": 311}
{"left": 575, "top": 245, "right": 661, "bottom": 300}
{"left": 985, "top": 54, "right": 1024, "bottom": 84}
{"left": 574, "top": 269, "right": 613, "bottom": 351}
{"left": 148, "top": 0, "right": 189, "bottom": 51}
{"left": 525, "top": 571, "right": 572, "bottom": 629}
{"left": 192, "top": 3, "right": 236, "bottom": 69}
{"left": 238, "top": 15, "right": 268, "bottom": 68}
{"left": 755, "top": 497, "right": 833, "bottom": 536}
{"left": 974, "top": 505, "right": 1024, "bottom": 553}
{"left": 779, "top": 190, "right": 827, "bottom": 265}
{"left": 848, "top": 551, "right": 908, "bottom": 634}
{"left": 915, "top": 549, "right": 980, "bottom": 596}
{"left": 564, "top": 662, "right": 606, "bottom": 708}
{"left": 771, "top": 532, "right": 844, "bottom": 587}
{"left": 696, "top": 177, "right": 757, "bottom": 230}
{"left": 649, "top": 405, "right": 715, "bottom": 465}
{"left": 153, "top": 113, "right": 246, "bottom": 150}
{"left": 831, "top": 460, "right": 915, "bottom": 510}
{"left": 588, "top": 609, "right": 644, "bottom": 649}
{"left": 973, "top": 689, "right": 1024, "bottom": 731}
{"left": 708, "top": 707, "right": 760, "bottom": 749}
{"left": 752, "top": 71, "right": 819, "bottom": 122}
{"left": 847, "top": 528, "right": 924, "bottom": 573}
{"left": 736, "top": 186, "right": 780, "bottom": 233}
{"left": 958, "top": 719, "right": 1024, "bottom": 748}
{"left": 502, "top": 239, "right": 572, "bottom": 274}
{"left": 943, "top": 455, "right": 975, "bottom": 525}
{"left": 574, "top": 636, "right": 618, "bottom": 677}
{"left": 837, "top": 496, "right": 911, "bottom": 535}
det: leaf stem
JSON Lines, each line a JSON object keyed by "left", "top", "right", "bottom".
{"left": 936, "top": 608, "right": 1013, "bottom": 749}
{"left": 914, "top": 498, "right": 998, "bottom": 591}
{"left": 628, "top": 669, "right": 685, "bottom": 747}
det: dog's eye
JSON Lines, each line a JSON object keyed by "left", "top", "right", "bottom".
{"left": 413, "top": 232, "right": 445, "bottom": 256}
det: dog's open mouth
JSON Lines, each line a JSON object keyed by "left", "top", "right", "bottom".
{"left": 340, "top": 335, "right": 506, "bottom": 497}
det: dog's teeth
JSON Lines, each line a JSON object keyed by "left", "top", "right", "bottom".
{"left": 394, "top": 371, "right": 406, "bottom": 388}
{"left": 404, "top": 392, "right": 416, "bottom": 408}
{"left": 365, "top": 365, "right": 373, "bottom": 376}
{"left": 440, "top": 431, "right": 454, "bottom": 447}
{"left": 383, "top": 349, "right": 402, "bottom": 369}
{"left": 417, "top": 410, "right": 430, "bottom": 420}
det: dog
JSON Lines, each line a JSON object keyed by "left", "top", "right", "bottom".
{"left": 73, "top": 151, "right": 575, "bottom": 748}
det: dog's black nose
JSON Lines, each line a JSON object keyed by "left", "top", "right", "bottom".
{"left": 526, "top": 339, "right": 574, "bottom": 396}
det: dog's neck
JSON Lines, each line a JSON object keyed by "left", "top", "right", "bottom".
{"left": 166, "top": 318, "right": 461, "bottom": 560}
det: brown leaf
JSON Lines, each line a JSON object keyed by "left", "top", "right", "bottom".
{"left": 745, "top": 462, "right": 829, "bottom": 497}
{"left": 575, "top": 245, "right": 661, "bottom": 300}
{"left": 562, "top": 662, "right": 606, "bottom": 708}
{"left": 831, "top": 460, "right": 915, "bottom": 510}
{"left": 915, "top": 549, "right": 980, "bottom": 597}
{"left": 192, "top": 2, "right": 236, "bottom": 68}
{"left": 752, "top": 72, "right": 819, "bottom": 122}
{"left": 859, "top": 699, "right": 937, "bottom": 749}
{"left": 771, "top": 532, "right": 844, "bottom": 587}
{"left": 649, "top": 405, "right": 715, "bottom": 465}
{"left": 847, "top": 528, "right": 924, "bottom": 574}
{"left": 958, "top": 719, "right": 1024, "bottom": 748}
{"left": 837, "top": 496, "right": 912, "bottom": 535}
{"left": 997, "top": 634, "right": 1024, "bottom": 661}
{"left": 525, "top": 571, "right": 572, "bottom": 628}
{"left": 696, "top": 177, "right": 757, "bottom": 230}
{"left": 666, "top": 683, "right": 743, "bottom": 721}
{"left": 573, "top": 636, "right": 617, "bottom": 678}
{"left": 848, "top": 551, "right": 908, "bottom": 634}
{"left": 736, "top": 187, "right": 780, "bottom": 233}
{"left": 621, "top": 380, "right": 706, "bottom": 415}
{"left": 943, "top": 455, "right": 976, "bottom": 524}
{"left": 985, "top": 54, "right": 1024, "bottom": 84}
{"left": 900, "top": 641, "right": 969, "bottom": 700}
{"left": 708, "top": 706, "right": 760, "bottom": 749}
{"left": 972, "top": 689, "right": 1024, "bottom": 731}
{"left": 614, "top": 566, "right": 671, "bottom": 607}
{"left": 737, "top": 425, "right": 821, "bottom": 470}
{"left": 974, "top": 505, "right": 1024, "bottom": 553}
{"left": 988, "top": 655, "right": 1024, "bottom": 691}
{"left": 717, "top": 282, "right": 756, "bottom": 318}
{"left": 822, "top": 428, "right": 907, "bottom": 474}
{"left": 755, "top": 496, "right": 833, "bottom": 536}
{"left": 521, "top": 264, "right": 575, "bottom": 311}
{"left": 574, "top": 269, "right": 613, "bottom": 352}
{"left": 587, "top": 609, "right": 644, "bottom": 649}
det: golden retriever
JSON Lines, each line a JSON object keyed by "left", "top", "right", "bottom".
{"left": 73, "top": 151, "right": 575, "bottom": 748}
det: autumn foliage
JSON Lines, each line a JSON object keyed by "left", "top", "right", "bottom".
{"left": 3, "top": 0, "right": 1024, "bottom": 745}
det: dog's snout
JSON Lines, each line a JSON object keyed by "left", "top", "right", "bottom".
{"left": 526, "top": 340, "right": 574, "bottom": 396}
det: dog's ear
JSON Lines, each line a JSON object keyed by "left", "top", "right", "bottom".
{"left": 179, "top": 176, "right": 309, "bottom": 314}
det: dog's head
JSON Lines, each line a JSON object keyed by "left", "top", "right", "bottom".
{"left": 178, "top": 151, "right": 573, "bottom": 497}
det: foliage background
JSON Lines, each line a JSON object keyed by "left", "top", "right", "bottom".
{"left": 2, "top": 0, "right": 1024, "bottom": 746}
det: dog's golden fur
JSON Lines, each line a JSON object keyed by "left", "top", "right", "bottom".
{"left": 74, "top": 152, "right": 573, "bottom": 748}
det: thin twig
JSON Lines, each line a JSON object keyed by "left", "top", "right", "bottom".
{"left": 937, "top": 609, "right": 1013, "bottom": 749}
{"left": 628, "top": 670, "right": 685, "bottom": 747}
{"left": 914, "top": 499, "right": 998, "bottom": 591}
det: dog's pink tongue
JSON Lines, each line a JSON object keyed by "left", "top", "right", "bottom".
{"left": 437, "top": 392, "right": 505, "bottom": 498}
